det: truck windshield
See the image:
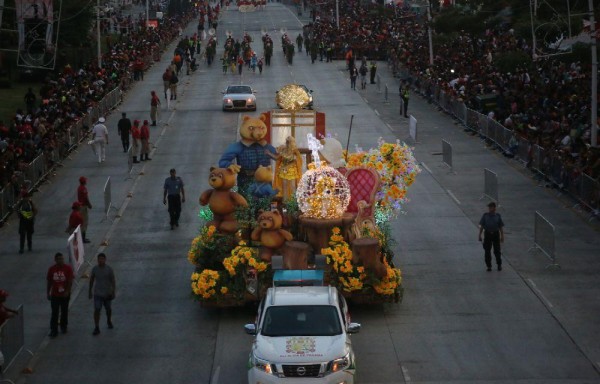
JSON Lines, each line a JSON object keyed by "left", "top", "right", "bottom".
{"left": 261, "top": 305, "right": 342, "bottom": 337}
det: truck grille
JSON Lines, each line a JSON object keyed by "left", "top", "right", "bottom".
{"left": 233, "top": 100, "right": 246, "bottom": 108}
{"left": 282, "top": 364, "right": 321, "bottom": 377}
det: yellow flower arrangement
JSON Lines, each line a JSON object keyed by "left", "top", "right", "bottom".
{"left": 373, "top": 259, "right": 402, "bottom": 296}
{"left": 322, "top": 228, "right": 367, "bottom": 293}
{"left": 191, "top": 269, "right": 221, "bottom": 299}
{"left": 223, "top": 241, "right": 269, "bottom": 276}
{"left": 187, "top": 225, "right": 217, "bottom": 265}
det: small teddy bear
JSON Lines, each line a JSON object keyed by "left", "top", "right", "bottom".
{"left": 199, "top": 167, "right": 248, "bottom": 234}
{"left": 248, "top": 165, "right": 279, "bottom": 199}
{"left": 251, "top": 210, "right": 293, "bottom": 262}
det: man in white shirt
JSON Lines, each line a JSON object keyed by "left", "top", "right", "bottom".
{"left": 92, "top": 117, "right": 109, "bottom": 163}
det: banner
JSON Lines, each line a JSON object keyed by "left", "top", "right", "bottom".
{"left": 67, "top": 225, "right": 84, "bottom": 273}
{"left": 16, "top": 0, "right": 61, "bottom": 69}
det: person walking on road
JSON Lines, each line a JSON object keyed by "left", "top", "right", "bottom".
{"left": 169, "top": 72, "right": 179, "bottom": 101}
{"left": 117, "top": 112, "right": 132, "bottom": 153}
{"left": 77, "top": 177, "right": 92, "bottom": 243}
{"left": 89, "top": 253, "right": 116, "bottom": 336}
{"left": 150, "top": 91, "right": 161, "bottom": 126}
{"left": 140, "top": 120, "right": 151, "bottom": 161}
{"left": 162, "top": 68, "right": 172, "bottom": 100}
{"left": 16, "top": 191, "right": 37, "bottom": 253}
{"left": 296, "top": 33, "right": 303, "bottom": 53}
{"left": 66, "top": 201, "right": 84, "bottom": 235}
{"left": 359, "top": 63, "right": 368, "bottom": 89}
{"left": 131, "top": 120, "right": 141, "bottom": 163}
{"left": 369, "top": 60, "right": 377, "bottom": 84}
{"left": 163, "top": 168, "right": 185, "bottom": 230}
{"left": 350, "top": 65, "right": 358, "bottom": 90}
{"left": 47, "top": 252, "right": 73, "bottom": 337}
{"left": 478, "top": 202, "right": 505, "bottom": 271}
{"left": 92, "top": 117, "right": 108, "bottom": 163}
{"left": 400, "top": 83, "right": 410, "bottom": 118}
{"left": 0, "top": 290, "right": 19, "bottom": 326}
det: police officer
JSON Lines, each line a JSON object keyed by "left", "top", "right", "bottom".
{"left": 17, "top": 191, "right": 37, "bottom": 253}
{"left": 163, "top": 168, "right": 186, "bottom": 230}
{"left": 478, "top": 202, "right": 505, "bottom": 271}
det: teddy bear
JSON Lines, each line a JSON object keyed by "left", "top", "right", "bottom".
{"left": 251, "top": 210, "right": 293, "bottom": 262}
{"left": 248, "top": 165, "right": 279, "bottom": 199}
{"left": 199, "top": 167, "right": 248, "bottom": 234}
{"left": 218, "top": 114, "right": 277, "bottom": 190}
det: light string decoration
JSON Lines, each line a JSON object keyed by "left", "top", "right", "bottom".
{"left": 297, "top": 134, "right": 351, "bottom": 219}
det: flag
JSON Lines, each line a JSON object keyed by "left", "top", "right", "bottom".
{"left": 67, "top": 225, "right": 85, "bottom": 273}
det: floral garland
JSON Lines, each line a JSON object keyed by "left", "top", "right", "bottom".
{"left": 346, "top": 138, "right": 420, "bottom": 216}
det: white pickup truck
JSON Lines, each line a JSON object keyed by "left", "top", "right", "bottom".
{"left": 245, "top": 284, "right": 361, "bottom": 384}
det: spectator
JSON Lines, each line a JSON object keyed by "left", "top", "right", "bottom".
{"left": 0, "top": 290, "right": 18, "bottom": 326}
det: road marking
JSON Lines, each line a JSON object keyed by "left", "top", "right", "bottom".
{"left": 401, "top": 364, "right": 412, "bottom": 383}
{"left": 420, "top": 161, "right": 432, "bottom": 174}
{"left": 446, "top": 189, "right": 461, "bottom": 205}
{"left": 386, "top": 122, "right": 393, "bottom": 132}
{"left": 374, "top": 109, "right": 380, "bottom": 116}
{"left": 527, "top": 278, "right": 554, "bottom": 308}
{"left": 210, "top": 365, "right": 221, "bottom": 384}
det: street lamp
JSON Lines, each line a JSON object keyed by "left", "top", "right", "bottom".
{"left": 589, "top": 0, "right": 598, "bottom": 147}
{"left": 97, "top": 0, "right": 101, "bottom": 68}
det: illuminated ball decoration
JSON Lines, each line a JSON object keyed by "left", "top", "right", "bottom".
{"left": 297, "top": 166, "right": 351, "bottom": 219}
{"left": 276, "top": 84, "right": 310, "bottom": 111}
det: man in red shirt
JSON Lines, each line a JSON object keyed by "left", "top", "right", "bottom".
{"left": 77, "top": 177, "right": 92, "bottom": 243}
{"left": 140, "top": 120, "right": 151, "bottom": 161}
{"left": 46, "top": 252, "right": 74, "bottom": 337}
{"left": 150, "top": 90, "right": 160, "bottom": 126}
{"left": 67, "top": 201, "right": 84, "bottom": 234}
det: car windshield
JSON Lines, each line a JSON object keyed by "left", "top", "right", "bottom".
{"left": 226, "top": 86, "right": 251, "bottom": 94}
{"left": 261, "top": 305, "right": 342, "bottom": 337}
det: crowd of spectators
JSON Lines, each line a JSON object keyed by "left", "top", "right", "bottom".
{"left": 305, "top": 0, "right": 600, "bottom": 183}
{"left": 0, "top": 9, "right": 193, "bottom": 194}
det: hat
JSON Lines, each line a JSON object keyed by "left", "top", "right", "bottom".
{"left": 79, "top": 176, "right": 87, "bottom": 184}
{"left": 72, "top": 201, "right": 81, "bottom": 209}
{"left": 319, "top": 138, "right": 346, "bottom": 168}
{"left": 143, "top": 120, "right": 149, "bottom": 125}
{"left": 0, "top": 289, "right": 8, "bottom": 298}
{"left": 487, "top": 202, "right": 496, "bottom": 208}
{"left": 98, "top": 117, "right": 106, "bottom": 123}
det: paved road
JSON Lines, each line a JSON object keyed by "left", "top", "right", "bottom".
{"left": 1, "top": 3, "right": 599, "bottom": 384}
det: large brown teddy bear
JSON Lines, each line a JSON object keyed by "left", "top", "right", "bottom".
{"left": 218, "top": 114, "right": 277, "bottom": 190}
{"left": 251, "top": 210, "right": 293, "bottom": 262}
{"left": 199, "top": 167, "right": 248, "bottom": 234}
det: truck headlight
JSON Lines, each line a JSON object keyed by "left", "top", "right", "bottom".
{"left": 251, "top": 354, "right": 274, "bottom": 375}
{"left": 328, "top": 352, "right": 351, "bottom": 373}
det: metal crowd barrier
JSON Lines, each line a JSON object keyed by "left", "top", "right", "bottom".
{"left": 530, "top": 211, "right": 559, "bottom": 268}
{"left": 402, "top": 67, "right": 600, "bottom": 218}
{"left": 0, "top": 305, "right": 25, "bottom": 373}
{"left": 482, "top": 168, "right": 499, "bottom": 204}
{"left": 442, "top": 139, "right": 453, "bottom": 172}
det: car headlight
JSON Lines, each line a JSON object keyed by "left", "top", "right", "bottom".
{"left": 251, "top": 354, "right": 274, "bottom": 375}
{"left": 224, "top": 98, "right": 232, "bottom": 103}
{"left": 328, "top": 352, "right": 352, "bottom": 373}
{"left": 247, "top": 98, "right": 254, "bottom": 103}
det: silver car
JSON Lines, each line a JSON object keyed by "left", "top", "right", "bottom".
{"left": 222, "top": 85, "right": 257, "bottom": 111}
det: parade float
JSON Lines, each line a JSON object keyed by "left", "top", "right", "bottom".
{"left": 188, "top": 84, "right": 420, "bottom": 307}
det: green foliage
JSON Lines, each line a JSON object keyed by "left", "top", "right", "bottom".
{"left": 59, "top": 0, "right": 94, "bottom": 48}
{"left": 495, "top": 51, "right": 532, "bottom": 73}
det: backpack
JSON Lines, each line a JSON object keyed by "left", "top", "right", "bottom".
{"left": 170, "top": 74, "right": 179, "bottom": 84}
